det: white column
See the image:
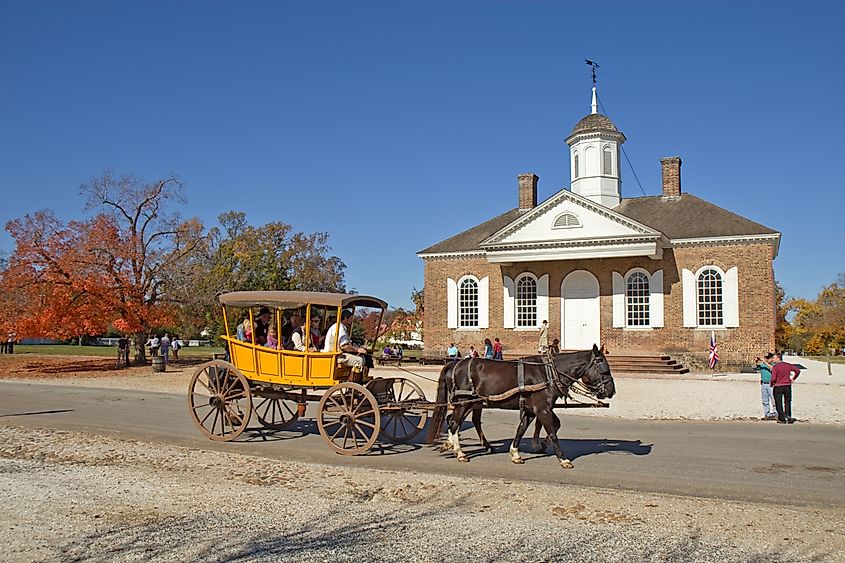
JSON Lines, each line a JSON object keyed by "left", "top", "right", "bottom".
{"left": 682, "top": 269, "right": 697, "bottom": 328}
{"left": 503, "top": 276, "right": 515, "bottom": 329}
{"left": 478, "top": 276, "right": 490, "bottom": 329}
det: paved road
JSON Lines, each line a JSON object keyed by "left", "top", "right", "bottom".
{"left": 2, "top": 381, "right": 843, "bottom": 508}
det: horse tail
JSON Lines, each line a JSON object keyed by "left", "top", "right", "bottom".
{"left": 426, "top": 362, "right": 452, "bottom": 444}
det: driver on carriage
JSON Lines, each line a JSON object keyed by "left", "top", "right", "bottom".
{"left": 323, "top": 309, "right": 368, "bottom": 378}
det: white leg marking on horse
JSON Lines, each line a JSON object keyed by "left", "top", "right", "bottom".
{"left": 509, "top": 443, "right": 524, "bottom": 464}
{"left": 440, "top": 430, "right": 455, "bottom": 452}
{"left": 454, "top": 431, "right": 468, "bottom": 462}
{"left": 559, "top": 458, "right": 574, "bottom": 469}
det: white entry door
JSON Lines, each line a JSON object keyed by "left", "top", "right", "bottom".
{"left": 562, "top": 271, "right": 600, "bottom": 350}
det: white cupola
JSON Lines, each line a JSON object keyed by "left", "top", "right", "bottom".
{"left": 565, "top": 86, "right": 626, "bottom": 208}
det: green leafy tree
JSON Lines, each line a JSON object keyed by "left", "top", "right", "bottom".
{"left": 174, "top": 211, "right": 346, "bottom": 341}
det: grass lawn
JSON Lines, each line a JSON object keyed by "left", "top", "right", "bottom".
{"left": 807, "top": 355, "right": 845, "bottom": 364}
{"left": 8, "top": 344, "right": 225, "bottom": 358}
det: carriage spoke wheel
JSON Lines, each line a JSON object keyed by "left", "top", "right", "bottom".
{"left": 254, "top": 395, "right": 299, "bottom": 430}
{"left": 188, "top": 360, "right": 252, "bottom": 442}
{"left": 317, "top": 382, "right": 380, "bottom": 456}
{"left": 378, "top": 378, "right": 428, "bottom": 443}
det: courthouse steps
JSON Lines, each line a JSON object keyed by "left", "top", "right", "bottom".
{"left": 603, "top": 353, "right": 689, "bottom": 375}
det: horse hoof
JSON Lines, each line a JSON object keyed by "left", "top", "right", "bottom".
{"left": 457, "top": 455, "right": 470, "bottom": 463}
{"left": 438, "top": 442, "right": 453, "bottom": 452}
{"left": 559, "top": 459, "right": 574, "bottom": 469}
{"left": 511, "top": 457, "right": 525, "bottom": 465}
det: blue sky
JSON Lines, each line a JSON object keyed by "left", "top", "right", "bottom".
{"left": 1, "top": 1, "right": 843, "bottom": 309}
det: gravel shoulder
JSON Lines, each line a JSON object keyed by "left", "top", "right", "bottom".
{"left": 2, "top": 424, "right": 843, "bottom": 562}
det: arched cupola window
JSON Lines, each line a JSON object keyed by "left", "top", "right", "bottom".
{"left": 553, "top": 212, "right": 581, "bottom": 229}
{"left": 602, "top": 146, "right": 613, "bottom": 175}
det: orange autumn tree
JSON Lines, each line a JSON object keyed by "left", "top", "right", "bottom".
{"left": 1, "top": 172, "right": 205, "bottom": 362}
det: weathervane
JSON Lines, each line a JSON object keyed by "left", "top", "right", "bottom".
{"left": 585, "top": 59, "right": 600, "bottom": 114}
{"left": 585, "top": 59, "right": 599, "bottom": 86}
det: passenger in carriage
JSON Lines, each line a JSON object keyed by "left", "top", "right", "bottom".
{"left": 284, "top": 315, "right": 304, "bottom": 350}
{"left": 323, "top": 309, "right": 367, "bottom": 372}
{"left": 265, "top": 326, "right": 279, "bottom": 349}
{"left": 308, "top": 315, "right": 323, "bottom": 350}
{"left": 290, "top": 316, "right": 317, "bottom": 351}
{"left": 254, "top": 307, "right": 272, "bottom": 346}
{"left": 280, "top": 314, "right": 295, "bottom": 348}
{"left": 237, "top": 318, "right": 253, "bottom": 342}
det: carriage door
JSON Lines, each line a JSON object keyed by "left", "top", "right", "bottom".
{"left": 561, "top": 270, "right": 600, "bottom": 350}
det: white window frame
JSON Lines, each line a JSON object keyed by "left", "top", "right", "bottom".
{"left": 515, "top": 273, "right": 538, "bottom": 328}
{"left": 573, "top": 151, "right": 580, "bottom": 179}
{"left": 695, "top": 266, "right": 725, "bottom": 328}
{"left": 602, "top": 145, "right": 613, "bottom": 175}
{"left": 457, "top": 275, "right": 480, "bottom": 329}
{"left": 625, "top": 269, "right": 651, "bottom": 327}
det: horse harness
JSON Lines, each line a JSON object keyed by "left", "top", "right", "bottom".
{"left": 448, "top": 354, "right": 589, "bottom": 406}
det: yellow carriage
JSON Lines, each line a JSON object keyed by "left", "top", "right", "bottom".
{"left": 187, "top": 291, "right": 428, "bottom": 455}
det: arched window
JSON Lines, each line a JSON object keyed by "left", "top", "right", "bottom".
{"left": 697, "top": 268, "right": 723, "bottom": 326}
{"left": 626, "top": 271, "right": 650, "bottom": 326}
{"left": 573, "top": 153, "right": 580, "bottom": 179}
{"left": 585, "top": 146, "right": 596, "bottom": 175}
{"left": 516, "top": 275, "right": 537, "bottom": 327}
{"left": 602, "top": 146, "right": 612, "bottom": 175}
{"left": 553, "top": 212, "right": 581, "bottom": 228}
{"left": 458, "top": 277, "right": 479, "bottom": 327}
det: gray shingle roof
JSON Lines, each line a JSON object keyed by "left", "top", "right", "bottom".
{"left": 417, "top": 208, "right": 526, "bottom": 254}
{"left": 614, "top": 194, "right": 778, "bottom": 239}
{"left": 418, "top": 192, "right": 778, "bottom": 255}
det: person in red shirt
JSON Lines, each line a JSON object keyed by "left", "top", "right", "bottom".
{"left": 770, "top": 352, "right": 800, "bottom": 424}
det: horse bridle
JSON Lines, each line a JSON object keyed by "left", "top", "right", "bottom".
{"left": 547, "top": 353, "right": 611, "bottom": 399}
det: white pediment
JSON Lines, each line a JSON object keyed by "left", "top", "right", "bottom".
{"left": 482, "top": 189, "right": 660, "bottom": 247}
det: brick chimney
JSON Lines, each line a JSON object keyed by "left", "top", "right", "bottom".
{"left": 660, "top": 156, "right": 682, "bottom": 197}
{"left": 518, "top": 173, "right": 538, "bottom": 210}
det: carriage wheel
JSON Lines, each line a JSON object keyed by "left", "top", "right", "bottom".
{"left": 379, "top": 378, "right": 428, "bottom": 443}
{"left": 254, "top": 395, "right": 299, "bottom": 431}
{"left": 317, "top": 382, "right": 381, "bottom": 455}
{"left": 188, "top": 360, "right": 252, "bottom": 442}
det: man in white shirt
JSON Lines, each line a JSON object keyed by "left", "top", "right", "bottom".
{"left": 323, "top": 309, "right": 366, "bottom": 374}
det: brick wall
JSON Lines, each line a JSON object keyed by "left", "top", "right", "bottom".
{"left": 422, "top": 241, "right": 775, "bottom": 368}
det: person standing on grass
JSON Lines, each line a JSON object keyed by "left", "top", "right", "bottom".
{"left": 171, "top": 336, "right": 181, "bottom": 362}
{"left": 160, "top": 333, "right": 171, "bottom": 366}
{"left": 755, "top": 353, "right": 777, "bottom": 420}
{"left": 147, "top": 334, "right": 160, "bottom": 357}
{"left": 770, "top": 352, "right": 800, "bottom": 424}
{"left": 117, "top": 336, "right": 130, "bottom": 367}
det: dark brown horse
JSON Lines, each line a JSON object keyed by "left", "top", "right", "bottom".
{"left": 427, "top": 345, "right": 615, "bottom": 468}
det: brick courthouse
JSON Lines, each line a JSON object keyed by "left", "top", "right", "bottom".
{"left": 418, "top": 88, "right": 780, "bottom": 368}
